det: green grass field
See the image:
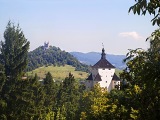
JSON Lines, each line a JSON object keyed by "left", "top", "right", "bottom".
{"left": 27, "top": 65, "right": 122, "bottom": 81}
{"left": 27, "top": 65, "right": 89, "bottom": 81}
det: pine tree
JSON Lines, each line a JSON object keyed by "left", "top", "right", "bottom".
{"left": 27, "top": 74, "right": 47, "bottom": 119}
{"left": 43, "top": 72, "right": 57, "bottom": 111}
{"left": 57, "top": 73, "right": 80, "bottom": 120}
{"left": 0, "top": 64, "right": 5, "bottom": 93}
{"left": 0, "top": 64, "right": 7, "bottom": 120}
{"left": 0, "top": 21, "right": 34, "bottom": 119}
{"left": 0, "top": 21, "right": 30, "bottom": 80}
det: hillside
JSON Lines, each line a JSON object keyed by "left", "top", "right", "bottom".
{"left": 27, "top": 46, "right": 89, "bottom": 72}
{"left": 70, "top": 52, "right": 126, "bottom": 69}
{"left": 27, "top": 65, "right": 122, "bottom": 81}
{"left": 27, "top": 65, "right": 88, "bottom": 81}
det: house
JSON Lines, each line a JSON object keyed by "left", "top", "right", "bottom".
{"left": 85, "top": 48, "right": 120, "bottom": 92}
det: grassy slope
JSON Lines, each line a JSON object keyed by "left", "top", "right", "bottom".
{"left": 27, "top": 64, "right": 122, "bottom": 81}
{"left": 27, "top": 65, "right": 89, "bottom": 81}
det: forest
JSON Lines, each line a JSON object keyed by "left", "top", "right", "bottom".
{"left": 0, "top": 1, "right": 160, "bottom": 120}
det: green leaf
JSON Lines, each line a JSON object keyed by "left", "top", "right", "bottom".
{"left": 128, "top": 6, "right": 133, "bottom": 13}
{"left": 137, "top": 5, "right": 141, "bottom": 15}
{"left": 133, "top": 6, "right": 137, "bottom": 14}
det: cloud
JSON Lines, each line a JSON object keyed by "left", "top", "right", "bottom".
{"left": 119, "top": 31, "right": 144, "bottom": 40}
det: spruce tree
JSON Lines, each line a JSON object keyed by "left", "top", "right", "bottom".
{"left": 43, "top": 72, "right": 57, "bottom": 111}
{"left": 0, "top": 64, "right": 5, "bottom": 93}
{"left": 0, "top": 21, "right": 30, "bottom": 80}
{"left": 0, "top": 21, "right": 30, "bottom": 119}
{"left": 57, "top": 73, "right": 80, "bottom": 120}
{"left": 0, "top": 64, "right": 7, "bottom": 120}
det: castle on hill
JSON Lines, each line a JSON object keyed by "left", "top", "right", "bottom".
{"left": 85, "top": 48, "right": 120, "bottom": 92}
{"left": 43, "top": 41, "right": 49, "bottom": 50}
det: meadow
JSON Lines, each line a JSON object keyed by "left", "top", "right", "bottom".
{"left": 27, "top": 65, "right": 89, "bottom": 81}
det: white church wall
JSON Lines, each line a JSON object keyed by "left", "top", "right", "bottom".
{"left": 98, "top": 68, "right": 115, "bottom": 92}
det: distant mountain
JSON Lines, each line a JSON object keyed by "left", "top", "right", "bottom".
{"left": 70, "top": 52, "right": 126, "bottom": 69}
{"left": 27, "top": 46, "right": 89, "bottom": 72}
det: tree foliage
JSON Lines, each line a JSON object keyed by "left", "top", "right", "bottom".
{"left": 57, "top": 73, "right": 80, "bottom": 120}
{"left": 129, "top": 0, "right": 160, "bottom": 26}
{"left": 43, "top": 72, "right": 58, "bottom": 112}
{"left": 120, "top": 29, "right": 160, "bottom": 119}
{"left": 118, "top": 2, "right": 160, "bottom": 118}
{"left": 0, "top": 21, "right": 30, "bottom": 80}
{"left": 80, "top": 84, "right": 109, "bottom": 120}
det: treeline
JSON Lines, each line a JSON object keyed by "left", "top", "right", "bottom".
{"left": 0, "top": 64, "right": 136, "bottom": 120}
{"left": 27, "top": 46, "right": 89, "bottom": 72}
{"left": 1, "top": 68, "right": 159, "bottom": 119}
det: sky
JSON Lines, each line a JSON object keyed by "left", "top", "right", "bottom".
{"left": 0, "top": 0, "right": 158, "bottom": 55}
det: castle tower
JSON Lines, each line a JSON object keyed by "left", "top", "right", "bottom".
{"left": 85, "top": 48, "right": 120, "bottom": 92}
{"left": 44, "top": 41, "right": 49, "bottom": 50}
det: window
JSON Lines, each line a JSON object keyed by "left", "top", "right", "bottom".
{"left": 106, "top": 81, "right": 107, "bottom": 83}
{"left": 103, "top": 68, "right": 105, "bottom": 70}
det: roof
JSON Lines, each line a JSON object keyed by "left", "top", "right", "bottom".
{"left": 92, "top": 59, "right": 115, "bottom": 68}
{"left": 86, "top": 73, "right": 93, "bottom": 80}
{"left": 92, "top": 48, "right": 115, "bottom": 68}
{"left": 94, "top": 73, "right": 102, "bottom": 81}
{"left": 112, "top": 73, "right": 120, "bottom": 81}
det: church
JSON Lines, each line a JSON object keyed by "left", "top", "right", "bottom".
{"left": 85, "top": 48, "right": 121, "bottom": 92}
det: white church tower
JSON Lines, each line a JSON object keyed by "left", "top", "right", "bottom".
{"left": 85, "top": 48, "right": 120, "bottom": 92}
